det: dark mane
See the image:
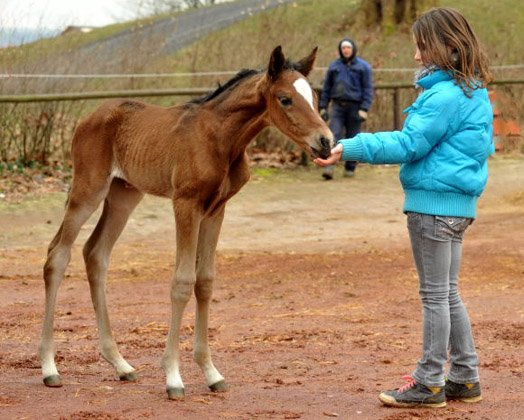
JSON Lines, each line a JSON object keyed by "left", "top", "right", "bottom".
{"left": 187, "top": 59, "right": 305, "bottom": 106}
{"left": 189, "top": 69, "right": 261, "bottom": 105}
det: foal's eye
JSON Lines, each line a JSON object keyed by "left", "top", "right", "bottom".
{"left": 279, "top": 96, "right": 293, "bottom": 107}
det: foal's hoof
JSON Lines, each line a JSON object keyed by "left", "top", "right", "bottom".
{"left": 209, "top": 380, "right": 227, "bottom": 392}
{"left": 167, "top": 387, "right": 185, "bottom": 400}
{"left": 119, "top": 371, "right": 138, "bottom": 382}
{"left": 43, "top": 375, "right": 63, "bottom": 387}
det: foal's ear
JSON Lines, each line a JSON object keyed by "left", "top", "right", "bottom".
{"left": 268, "top": 45, "right": 285, "bottom": 81}
{"left": 297, "top": 46, "right": 318, "bottom": 77}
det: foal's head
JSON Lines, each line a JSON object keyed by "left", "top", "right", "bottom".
{"left": 264, "top": 46, "right": 334, "bottom": 159}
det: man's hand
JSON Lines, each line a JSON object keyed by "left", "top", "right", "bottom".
{"left": 320, "top": 108, "right": 329, "bottom": 122}
{"left": 358, "top": 110, "right": 368, "bottom": 121}
{"left": 313, "top": 143, "right": 343, "bottom": 166}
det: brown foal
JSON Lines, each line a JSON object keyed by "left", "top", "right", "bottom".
{"left": 38, "top": 46, "right": 333, "bottom": 399}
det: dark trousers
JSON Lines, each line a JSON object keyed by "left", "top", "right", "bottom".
{"left": 330, "top": 101, "right": 362, "bottom": 172}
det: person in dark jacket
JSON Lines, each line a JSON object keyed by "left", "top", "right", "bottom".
{"left": 319, "top": 37, "right": 373, "bottom": 179}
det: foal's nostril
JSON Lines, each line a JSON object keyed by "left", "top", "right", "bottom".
{"left": 320, "top": 136, "right": 331, "bottom": 150}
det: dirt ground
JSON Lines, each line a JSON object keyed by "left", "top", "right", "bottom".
{"left": 0, "top": 158, "right": 523, "bottom": 420}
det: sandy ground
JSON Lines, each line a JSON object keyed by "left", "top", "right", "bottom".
{"left": 0, "top": 157, "right": 523, "bottom": 420}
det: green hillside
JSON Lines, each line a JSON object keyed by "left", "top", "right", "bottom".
{"left": 161, "top": 0, "right": 523, "bottom": 84}
{"left": 2, "top": 0, "right": 522, "bottom": 80}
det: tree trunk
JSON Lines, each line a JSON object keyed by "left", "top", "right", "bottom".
{"left": 362, "top": 0, "right": 382, "bottom": 26}
{"left": 382, "top": 0, "right": 397, "bottom": 33}
{"left": 361, "top": 0, "right": 436, "bottom": 31}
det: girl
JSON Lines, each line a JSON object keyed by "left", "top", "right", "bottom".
{"left": 314, "top": 7, "right": 493, "bottom": 408}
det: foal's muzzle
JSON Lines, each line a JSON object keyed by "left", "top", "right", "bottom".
{"left": 312, "top": 135, "right": 334, "bottom": 159}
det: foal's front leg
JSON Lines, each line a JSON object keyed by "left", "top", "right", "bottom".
{"left": 161, "top": 198, "right": 202, "bottom": 399}
{"left": 194, "top": 206, "right": 227, "bottom": 391}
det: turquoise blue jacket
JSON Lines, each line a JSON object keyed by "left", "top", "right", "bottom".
{"left": 339, "top": 70, "right": 494, "bottom": 218}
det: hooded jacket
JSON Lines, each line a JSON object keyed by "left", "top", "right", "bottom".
{"left": 319, "top": 38, "right": 373, "bottom": 111}
{"left": 338, "top": 69, "right": 494, "bottom": 218}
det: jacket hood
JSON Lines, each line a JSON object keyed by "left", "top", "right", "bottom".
{"left": 338, "top": 37, "right": 358, "bottom": 63}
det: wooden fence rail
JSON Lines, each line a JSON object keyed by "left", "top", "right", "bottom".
{"left": 1, "top": 80, "right": 522, "bottom": 131}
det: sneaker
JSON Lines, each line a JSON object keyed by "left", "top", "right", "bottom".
{"left": 445, "top": 379, "right": 482, "bottom": 403}
{"left": 322, "top": 165, "right": 334, "bottom": 180}
{"left": 379, "top": 376, "right": 446, "bottom": 408}
{"left": 343, "top": 169, "right": 355, "bottom": 178}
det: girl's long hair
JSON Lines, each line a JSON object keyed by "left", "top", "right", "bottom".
{"left": 413, "top": 7, "right": 492, "bottom": 94}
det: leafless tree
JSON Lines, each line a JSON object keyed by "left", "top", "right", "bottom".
{"left": 361, "top": 0, "right": 436, "bottom": 29}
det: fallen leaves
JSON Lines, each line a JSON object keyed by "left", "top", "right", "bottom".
{"left": 0, "top": 164, "right": 72, "bottom": 202}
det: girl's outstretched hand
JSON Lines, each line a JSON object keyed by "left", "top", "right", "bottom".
{"left": 313, "top": 143, "right": 343, "bottom": 166}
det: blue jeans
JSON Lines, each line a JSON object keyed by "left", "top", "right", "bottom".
{"left": 407, "top": 212, "right": 480, "bottom": 387}
{"left": 330, "top": 101, "right": 362, "bottom": 172}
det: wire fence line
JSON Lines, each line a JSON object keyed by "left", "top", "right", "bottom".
{"left": 1, "top": 80, "right": 521, "bottom": 163}
{"left": 2, "top": 80, "right": 522, "bottom": 134}
{"left": 1, "top": 80, "right": 523, "bottom": 104}
{"left": 1, "top": 64, "right": 523, "bottom": 79}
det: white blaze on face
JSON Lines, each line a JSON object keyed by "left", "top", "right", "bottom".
{"left": 293, "top": 77, "right": 315, "bottom": 110}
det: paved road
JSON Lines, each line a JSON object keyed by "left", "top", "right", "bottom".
{"left": 76, "top": 0, "right": 303, "bottom": 72}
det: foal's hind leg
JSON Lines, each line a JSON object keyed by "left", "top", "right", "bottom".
{"left": 193, "top": 206, "right": 227, "bottom": 392}
{"left": 83, "top": 178, "right": 144, "bottom": 381}
{"left": 38, "top": 178, "right": 110, "bottom": 387}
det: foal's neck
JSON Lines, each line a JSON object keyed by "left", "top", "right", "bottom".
{"left": 210, "top": 73, "right": 269, "bottom": 160}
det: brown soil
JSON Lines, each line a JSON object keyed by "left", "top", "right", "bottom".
{"left": 0, "top": 158, "right": 523, "bottom": 420}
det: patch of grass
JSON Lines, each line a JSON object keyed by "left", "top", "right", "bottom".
{"left": 155, "top": 0, "right": 364, "bottom": 85}
{"left": 251, "top": 167, "right": 282, "bottom": 179}
{"left": 143, "top": 214, "right": 159, "bottom": 219}
{"left": 4, "top": 0, "right": 522, "bottom": 77}
{"left": 157, "top": 0, "right": 523, "bottom": 85}
{"left": 507, "top": 190, "right": 524, "bottom": 205}
{"left": 0, "top": 191, "right": 65, "bottom": 213}
{"left": 444, "top": 0, "right": 524, "bottom": 65}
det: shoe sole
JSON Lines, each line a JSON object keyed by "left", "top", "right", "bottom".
{"left": 379, "top": 393, "right": 446, "bottom": 408}
{"left": 447, "top": 395, "right": 482, "bottom": 403}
